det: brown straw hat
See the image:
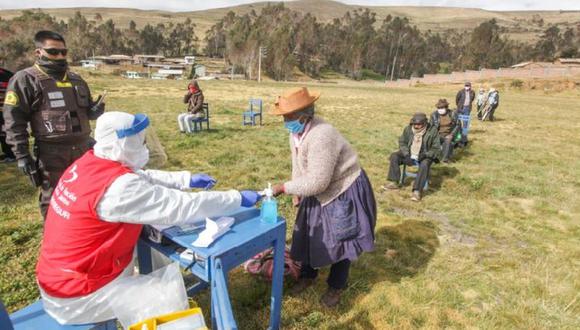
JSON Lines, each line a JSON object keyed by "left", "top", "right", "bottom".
{"left": 270, "top": 87, "right": 321, "bottom": 115}
{"left": 435, "top": 98, "right": 449, "bottom": 108}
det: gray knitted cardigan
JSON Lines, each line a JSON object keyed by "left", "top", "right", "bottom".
{"left": 284, "top": 116, "right": 361, "bottom": 206}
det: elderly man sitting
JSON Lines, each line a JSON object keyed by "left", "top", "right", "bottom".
{"left": 430, "top": 99, "right": 460, "bottom": 163}
{"left": 382, "top": 112, "right": 441, "bottom": 201}
{"left": 36, "top": 111, "right": 261, "bottom": 325}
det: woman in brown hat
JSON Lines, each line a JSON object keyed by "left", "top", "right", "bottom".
{"left": 270, "top": 87, "right": 376, "bottom": 308}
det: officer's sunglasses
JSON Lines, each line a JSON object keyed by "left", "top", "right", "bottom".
{"left": 43, "top": 48, "right": 68, "bottom": 56}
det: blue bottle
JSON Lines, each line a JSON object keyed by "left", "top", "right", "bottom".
{"left": 261, "top": 183, "right": 278, "bottom": 224}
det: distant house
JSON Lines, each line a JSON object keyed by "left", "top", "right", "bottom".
{"left": 158, "top": 69, "right": 184, "bottom": 79}
{"left": 555, "top": 58, "right": 580, "bottom": 66}
{"left": 194, "top": 65, "right": 206, "bottom": 77}
{"left": 80, "top": 60, "right": 102, "bottom": 69}
{"left": 146, "top": 63, "right": 186, "bottom": 70}
{"left": 93, "top": 55, "right": 133, "bottom": 65}
{"left": 124, "top": 71, "right": 142, "bottom": 79}
{"left": 151, "top": 73, "right": 168, "bottom": 80}
{"left": 511, "top": 61, "right": 553, "bottom": 69}
{"left": 163, "top": 58, "right": 187, "bottom": 65}
{"left": 134, "top": 55, "right": 165, "bottom": 64}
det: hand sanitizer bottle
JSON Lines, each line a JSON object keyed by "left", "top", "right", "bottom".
{"left": 261, "top": 183, "right": 278, "bottom": 224}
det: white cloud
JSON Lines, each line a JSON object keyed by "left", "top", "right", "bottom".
{"left": 0, "top": 0, "right": 579, "bottom": 11}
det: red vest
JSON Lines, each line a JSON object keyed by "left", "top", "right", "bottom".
{"left": 36, "top": 150, "right": 143, "bottom": 298}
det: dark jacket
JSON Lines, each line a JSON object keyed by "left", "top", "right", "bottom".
{"left": 488, "top": 91, "right": 499, "bottom": 107}
{"left": 183, "top": 91, "right": 204, "bottom": 114}
{"left": 455, "top": 88, "right": 476, "bottom": 109}
{"left": 430, "top": 109, "right": 461, "bottom": 138}
{"left": 2, "top": 65, "right": 99, "bottom": 160}
{"left": 0, "top": 68, "right": 14, "bottom": 137}
{"left": 398, "top": 124, "right": 442, "bottom": 162}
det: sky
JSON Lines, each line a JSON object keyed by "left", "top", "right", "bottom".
{"left": 1, "top": 0, "right": 579, "bottom": 12}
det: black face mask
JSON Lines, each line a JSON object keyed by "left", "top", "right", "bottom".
{"left": 37, "top": 56, "right": 69, "bottom": 76}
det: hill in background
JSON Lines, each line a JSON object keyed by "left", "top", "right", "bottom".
{"left": 2, "top": 0, "right": 580, "bottom": 42}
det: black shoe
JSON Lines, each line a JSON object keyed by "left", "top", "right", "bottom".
{"left": 320, "top": 287, "right": 343, "bottom": 308}
{"left": 289, "top": 278, "right": 315, "bottom": 295}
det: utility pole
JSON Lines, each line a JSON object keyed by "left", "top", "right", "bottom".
{"left": 258, "top": 46, "right": 268, "bottom": 83}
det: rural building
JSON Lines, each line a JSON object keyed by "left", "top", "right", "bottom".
{"left": 93, "top": 55, "right": 133, "bottom": 65}
{"left": 134, "top": 55, "right": 165, "bottom": 64}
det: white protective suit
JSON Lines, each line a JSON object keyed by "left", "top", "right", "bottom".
{"left": 39, "top": 112, "right": 242, "bottom": 324}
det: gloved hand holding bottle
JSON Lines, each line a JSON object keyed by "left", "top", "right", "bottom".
{"left": 189, "top": 173, "right": 217, "bottom": 190}
{"left": 240, "top": 190, "right": 262, "bottom": 207}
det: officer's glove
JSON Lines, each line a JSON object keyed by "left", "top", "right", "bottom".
{"left": 18, "top": 156, "right": 42, "bottom": 187}
{"left": 190, "top": 173, "right": 217, "bottom": 190}
{"left": 240, "top": 190, "right": 262, "bottom": 207}
{"left": 89, "top": 101, "right": 105, "bottom": 118}
{"left": 17, "top": 156, "right": 35, "bottom": 175}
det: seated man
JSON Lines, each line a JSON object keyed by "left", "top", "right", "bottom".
{"left": 36, "top": 111, "right": 262, "bottom": 325}
{"left": 382, "top": 112, "right": 441, "bottom": 202}
{"left": 486, "top": 88, "right": 500, "bottom": 121}
{"left": 430, "top": 99, "right": 460, "bottom": 163}
{"left": 177, "top": 79, "right": 205, "bottom": 133}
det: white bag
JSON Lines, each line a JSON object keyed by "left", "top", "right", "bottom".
{"left": 107, "top": 262, "right": 189, "bottom": 329}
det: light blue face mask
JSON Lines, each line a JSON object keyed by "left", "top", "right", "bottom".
{"left": 284, "top": 119, "right": 306, "bottom": 134}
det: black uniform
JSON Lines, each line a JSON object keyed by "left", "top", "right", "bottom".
{"left": 0, "top": 68, "right": 16, "bottom": 161}
{"left": 2, "top": 62, "right": 103, "bottom": 218}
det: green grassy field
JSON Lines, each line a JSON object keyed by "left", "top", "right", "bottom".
{"left": 1, "top": 72, "right": 579, "bottom": 329}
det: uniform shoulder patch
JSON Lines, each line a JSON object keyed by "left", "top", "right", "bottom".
{"left": 4, "top": 91, "right": 19, "bottom": 106}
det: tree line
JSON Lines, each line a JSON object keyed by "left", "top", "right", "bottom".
{"left": 1, "top": 5, "right": 579, "bottom": 80}
{"left": 0, "top": 10, "right": 198, "bottom": 69}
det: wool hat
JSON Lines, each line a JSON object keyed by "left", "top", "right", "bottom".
{"left": 410, "top": 112, "right": 428, "bottom": 125}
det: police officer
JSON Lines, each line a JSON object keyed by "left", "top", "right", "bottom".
{"left": 2, "top": 30, "right": 105, "bottom": 219}
{"left": 0, "top": 67, "right": 16, "bottom": 162}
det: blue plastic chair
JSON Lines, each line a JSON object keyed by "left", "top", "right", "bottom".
{"left": 243, "top": 99, "right": 263, "bottom": 126}
{"left": 1, "top": 300, "right": 13, "bottom": 330}
{"left": 191, "top": 103, "right": 210, "bottom": 132}
{"left": 399, "top": 160, "right": 429, "bottom": 191}
{"left": 9, "top": 300, "right": 116, "bottom": 330}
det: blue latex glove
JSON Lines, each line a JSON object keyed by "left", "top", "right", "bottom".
{"left": 190, "top": 173, "right": 217, "bottom": 190}
{"left": 240, "top": 190, "right": 262, "bottom": 207}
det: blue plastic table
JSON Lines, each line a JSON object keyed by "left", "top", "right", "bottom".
{"left": 137, "top": 208, "right": 286, "bottom": 330}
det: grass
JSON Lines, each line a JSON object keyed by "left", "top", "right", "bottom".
{"left": 1, "top": 71, "right": 579, "bottom": 329}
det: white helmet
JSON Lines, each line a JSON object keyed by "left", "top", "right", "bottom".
{"left": 94, "top": 111, "right": 150, "bottom": 170}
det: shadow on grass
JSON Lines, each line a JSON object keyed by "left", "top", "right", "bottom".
{"left": 397, "top": 164, "right": 460, "bottom": 195}
{"left": 428, "top": 165, "right": 460, "bottom": 193}
{"left": 203, "top": 220, "right": 439, "bottom": 329}
{"left": 449, "top": 145, "right": 473, "bottom": 163}
{"left": 327, "top": 220, "right": 439, "bottom": 328}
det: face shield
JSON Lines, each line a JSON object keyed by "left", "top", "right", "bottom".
{"left": 94, "top": 112, "right": 151, "bottom": 170}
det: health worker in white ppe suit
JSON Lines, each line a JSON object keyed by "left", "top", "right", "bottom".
{"left": 35, "top": 111, "right": 262, "bottom": 325}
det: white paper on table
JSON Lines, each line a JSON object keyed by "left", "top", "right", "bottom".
{"left": 191, "top": 217, "right": 235, "bottom": 248}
